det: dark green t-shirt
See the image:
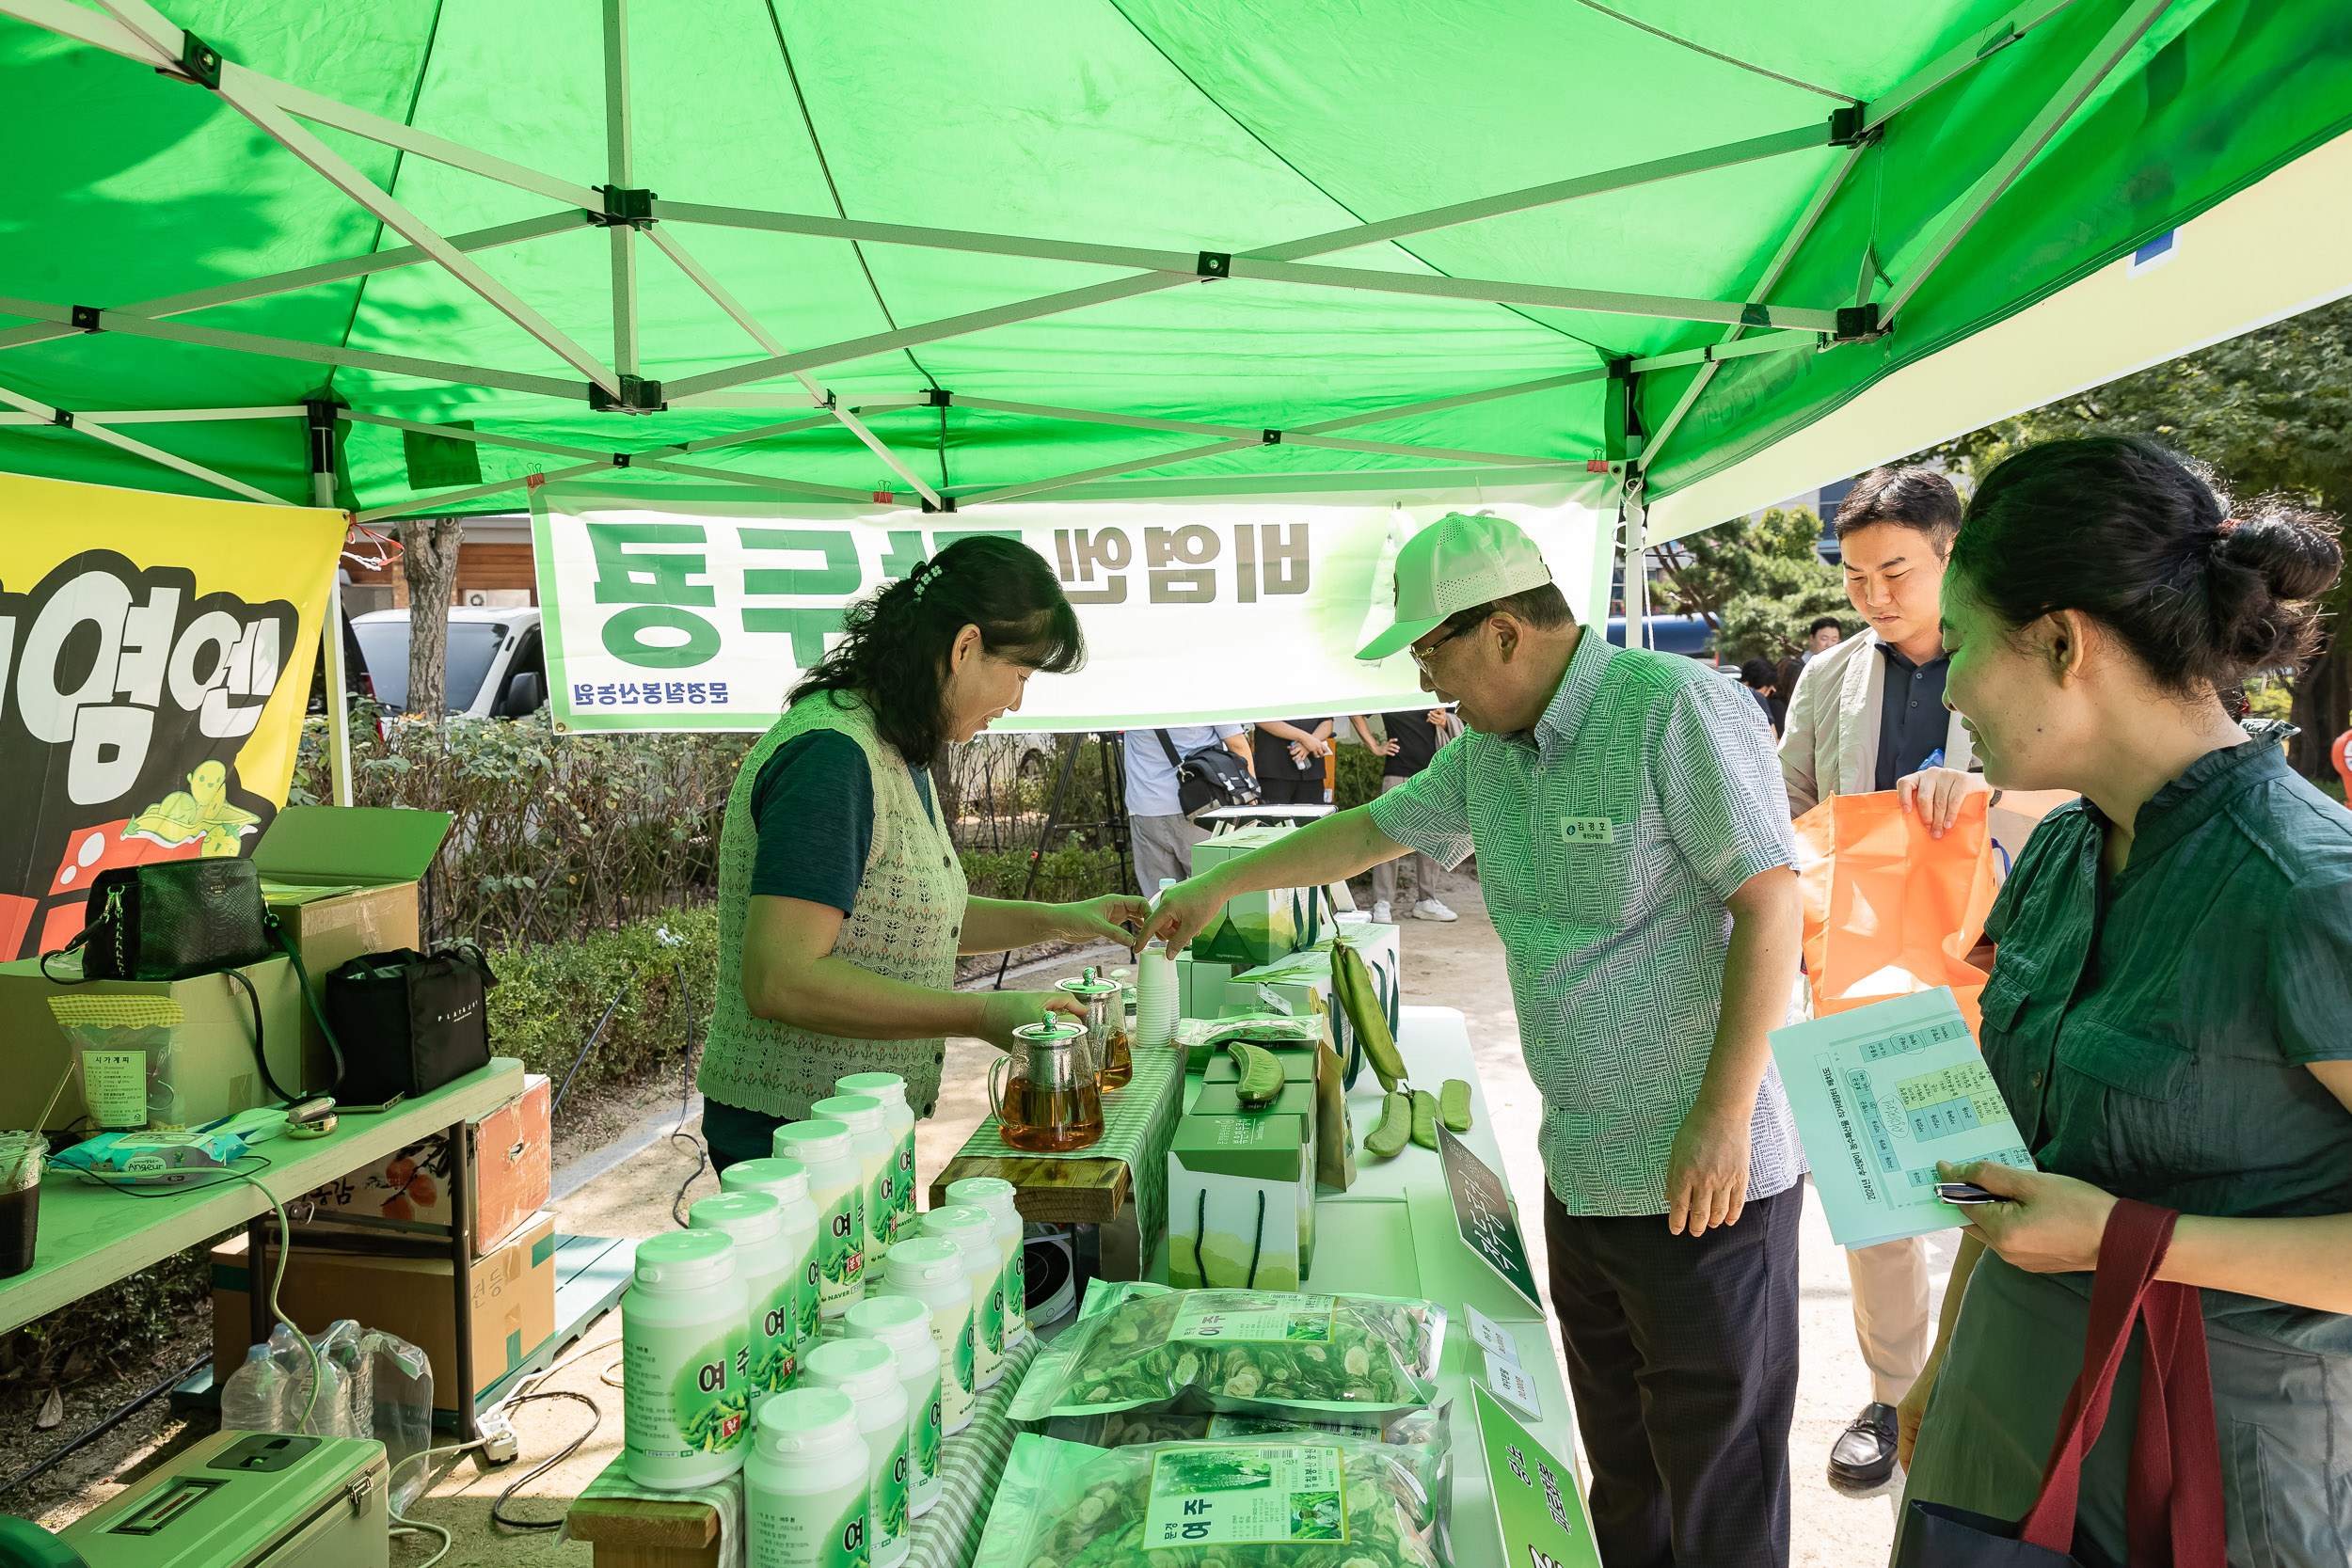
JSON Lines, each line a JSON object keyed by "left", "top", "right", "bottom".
{"left": 749, "top": 731, "right": 937, "bottom": 913}
{"left": 1980, "top": 730, "right": 2352, "bottom": 1350}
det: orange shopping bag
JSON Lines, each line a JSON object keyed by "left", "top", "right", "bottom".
{"left": 1792, "top": 790, "right": 1999, "bottom": 1037}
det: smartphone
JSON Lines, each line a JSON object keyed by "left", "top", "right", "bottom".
{"left": 1935, "top": 1181, "right": 1998, "bottom": 1205}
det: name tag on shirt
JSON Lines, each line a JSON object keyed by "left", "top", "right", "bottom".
{"left": 1558, "top": 816, "right": 1616, "bottom": 847}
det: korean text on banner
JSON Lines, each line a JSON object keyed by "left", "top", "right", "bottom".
{"left": 0, "top": 473, "right": 344, "bottom": 961}
{"left": 529, "top": 484, "right": 1598, "bottom": 734}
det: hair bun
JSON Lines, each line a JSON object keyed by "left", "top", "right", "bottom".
{"left": 2216, "top": 511, "right": 2343, "bottom": 601}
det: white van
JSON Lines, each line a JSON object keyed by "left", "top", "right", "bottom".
{"left": 348, "top": 606, "right": 548, "bottom": 718}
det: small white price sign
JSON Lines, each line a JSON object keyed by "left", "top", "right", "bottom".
{"left": 1465, "top": 1304, "right": 1520, "bottom": 1363}
{"left": 1484, "top": 1351, "right": 1542, "bottom": 1420}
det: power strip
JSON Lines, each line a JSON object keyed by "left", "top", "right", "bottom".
{"left": 478, "top": 1414, "right": 519, "bottom": 1466}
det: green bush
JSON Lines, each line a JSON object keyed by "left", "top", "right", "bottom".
{"left": 1333, "top": 743, "right": 1383, "bottom": 812}
{"left": 486, "top": 906, "right": 721, "bottom": 1094}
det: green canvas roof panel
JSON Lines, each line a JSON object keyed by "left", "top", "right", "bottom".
{"left": 2, "top": 0, "right": 2347, "bottom": 524}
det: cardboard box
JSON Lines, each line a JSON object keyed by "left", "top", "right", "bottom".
{"left": 212, "top": 1211, "right": 558, "bottom": 1418}
{"left": 254, "top": 806, "right": 452, "bottom": 1063}
{"left": 1188, "top": 827, "right": 1331, "bottom": 968}
{"left": 1167, "top": 1114, "right": 1313, "bottom": 1291}
{"left": 0, "top": 953, "right": 310, "bottom": 1131}
{"left": 300, "top": 1075, "right": 551, "bottom": 1256}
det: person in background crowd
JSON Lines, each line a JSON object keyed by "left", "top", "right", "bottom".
{"left": 1779, "top": 464, "right": 1978, "bottom": 1491}
{"left": 701, "top": 538, "right": 1149, "bottom": 1171}
{"left": 1740, "top": 658, "right": 1784, "bottom": 736}
{"left": 1122, "top": 723, "right": 1253, "bottom": 891}
{"left": 1804, "top": 614, "right": 1846, "bottom": 659}
{"left": 1897, "top": 436, "right": 2352, "bottom": 1562}
{"left": 1348, "top": 706, "right": 1464, "bottom": 923}
{"left": 1253, "top": 717, "right": 1334, "bottom": 803}
{"left": 1150, "top": 512, "right": 1807, "bottom": 1568}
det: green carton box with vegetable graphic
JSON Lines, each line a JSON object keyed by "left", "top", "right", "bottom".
{"left": 1166, "top": 1113, "right": 1313, "bottom": 1291}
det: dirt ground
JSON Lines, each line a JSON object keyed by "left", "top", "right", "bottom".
{"left": 11, "top": 875, "right": 1947, "bottom": 1566}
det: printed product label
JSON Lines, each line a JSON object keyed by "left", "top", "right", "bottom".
{"left": 999, "top": 1249, "right": 1025, "bottom": 1340}
{"left": 751, "top": 1277, "right": 797, "bottom": 1392}
{"left": 868, "top": 1164, "right": 895, "bottom": 1259}
{"left": 746, "top": 1474, "right": 866, "bottom": 1568}
{"left": 969, "top": 1268, "right": 1002, "bottom": 1383}
{"left": 869, "top": 1415, "right": 910, "bottom": 1560}
{"left": 1169, "top": 1294, "right": 1336, "bottom": 1344}
{"left": 623, "top": 1320, "right": 751, "bottom": 1467}
{"left": 929, "top": 1304, "right": 974, "bottom": 1431}
{"left": 815, "top": 1182, "right": 864, "bottom": 1314}
{"left": 80, "top": 1049, "right": 147, "bottom": 1127}
{"left": 794, "top": 1241, "right": 822, "bottom": 1347}
{"left": 891, "top": 1131, "right": 916, "bottom": 1243}
{"left": 913, "top": 1385, "right": 941, "bottom": 1491}
{"left": 1142, "top": 1444, "right": 1348, "bottom": 1547}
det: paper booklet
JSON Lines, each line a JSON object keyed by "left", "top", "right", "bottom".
{"left": 1767, "top": 987, "right": 2035, "bottom": 1249}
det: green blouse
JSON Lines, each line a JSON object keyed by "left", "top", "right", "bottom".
{"left": 1980, "top": 732, "right": 2352, "bottom": 1353}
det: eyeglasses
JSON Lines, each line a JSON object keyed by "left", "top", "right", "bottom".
{"left": 1409, "top": 623, "right": 1464, "bottom": 674}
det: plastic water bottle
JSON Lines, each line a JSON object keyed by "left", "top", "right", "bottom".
{"left": 219, "top": 1342, "right": 286, "bottom": 1433}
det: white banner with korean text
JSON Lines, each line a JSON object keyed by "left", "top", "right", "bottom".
{"left": 530, "top": 482, "right": 1604, "bottom": 734}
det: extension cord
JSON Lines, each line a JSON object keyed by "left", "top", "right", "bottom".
{"left": 478, "top": 1414, "right": 519, "bottom": 1465}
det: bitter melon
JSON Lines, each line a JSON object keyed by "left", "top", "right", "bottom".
{"left": 1362, "top": 1092, "right": 1412, "bottom": 1159}
{"left": 1331, "top": 938, "right": 1407, "bottom": 1093}
{"left": 1438, "top": 1079, "right": 1472, "bottom": 1132}
{"left": 1409, "top": 1090, "right": 1438, "bottom": 1150}
{"left": 1227, "top": 1040, "right": 1283, "bottom": 1108}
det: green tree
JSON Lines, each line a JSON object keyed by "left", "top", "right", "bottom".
{"left": 1652, "top": 505, "right": 1855, "bottom": 664}
{"left": 1931, "top": 298, "right": 2352, "bottom": 780}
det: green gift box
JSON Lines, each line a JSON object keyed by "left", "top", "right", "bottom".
{"left": 1167, "top": 1113, "right": 1314, "bottom": 1291}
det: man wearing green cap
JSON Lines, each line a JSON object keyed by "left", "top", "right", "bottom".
{"left": 1145, "top": 511, "right": 1806, "bottom": 1568}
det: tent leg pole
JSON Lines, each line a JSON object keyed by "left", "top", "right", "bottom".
{"left": 308, "top": 404, "right": 355, "bottom": 807}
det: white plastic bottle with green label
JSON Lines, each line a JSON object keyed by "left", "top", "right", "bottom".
{"left": 775, "top": 1120, "right": 865, "bottom": 1317}
{"left": 745, "top": 1386, "right": 871, "bottom": 1568}
{"left": 623, "top": 1229, "right": 752, "bottom": 1489}
{"left": 720, "top": 1157, "right": 822, "bottom": 1354}
{"left": 688, "top": 1190, "right": 796, "bottom": 1396}
{"left": 846, "top": 1293, "right": 942, "bottom": 1518}
{"left": 835, "top": 1072, "right": 917, "bottom": 1247}
{"left": 803, "top": 1338, "right": 910, "bottom": 1568}
{"left": 809, "top": 1093, "right": 895, "bottom": 1267}
{"left": 920, "top": 1205, "right": 1003, "bottom": 1390}
{"left": 945, "top": 1175, "right": 1025, "bottom": 1351}
{"left": 871, "top": 1237, "right": 973, "bottom": 1436}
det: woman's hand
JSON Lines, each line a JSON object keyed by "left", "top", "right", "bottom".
{"left": 1897, "top": 766, "right": 1988, "bottom": 838}
{"left": 975, "top": 989, "right": 1084, "bottom": 1053}
{"left": 1051, "top": 895, "right": 1152, "bottom": 946}
{"left": 1941, "top": 1159, "right": 2118, "bottom": 1274}
{"left": 1896, "top": 1351, "right": 1939, "bottom": 1468}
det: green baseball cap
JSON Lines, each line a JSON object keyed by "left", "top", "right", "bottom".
{"left": 1356, "top": 511, "right": 1556, "bottom": 660}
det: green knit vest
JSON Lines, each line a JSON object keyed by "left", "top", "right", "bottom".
{"left": 701, "top": 692, "right": 967, "bottom": 1121}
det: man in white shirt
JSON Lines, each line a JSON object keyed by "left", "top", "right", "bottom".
{"left": 1123, "top": 725, "right": 1253, "bottom": 890}
{"left": 1780, "top": 465, "right": 1984, "bottom": 1491}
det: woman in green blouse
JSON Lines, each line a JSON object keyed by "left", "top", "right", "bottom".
{"left": 1896, "top": 436, "right": 2352, "bottom": 1562}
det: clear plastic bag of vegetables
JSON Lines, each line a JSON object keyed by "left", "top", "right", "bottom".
{"left": 1009, "top": 1280, "right": 1444, "bottom": 1427}
{"left": 974, "top": 1429, "right": 1452, "bottom": 1568}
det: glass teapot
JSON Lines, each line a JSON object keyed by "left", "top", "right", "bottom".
{"left": 1055, "top": 967, "right": 1130, "bottom": 1089}
{"left": 988, "top": 1016, "right": 1104, "bottom": 1153}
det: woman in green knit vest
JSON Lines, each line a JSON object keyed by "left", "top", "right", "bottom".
{"left": 699, "top": 536, "right": 1151, "bottom": 1170}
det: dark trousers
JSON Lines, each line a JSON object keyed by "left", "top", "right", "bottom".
{"left": 1544, "top": 1182, "right": 1803, "bottom": 1568}
{"left": 704, "top": 1099, "right": 790, "bottom": 1175}
{"left": 1255, "top": 773, "right": 1325, "bottom": 804}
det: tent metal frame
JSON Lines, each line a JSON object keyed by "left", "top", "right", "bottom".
{"left": 0, "top": 0, "right": 2135, "bottom": 769}
{"left": 0, "top": 0, "right": 2094, "bottom": 516}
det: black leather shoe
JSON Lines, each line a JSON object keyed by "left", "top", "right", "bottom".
{"left": 1828, "top": 1402, "right": 1900, "bottom": 1490}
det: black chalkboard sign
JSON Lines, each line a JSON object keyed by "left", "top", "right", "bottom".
{"left": 1438, "top": 1125, "right": 1541, "bottom": 1311}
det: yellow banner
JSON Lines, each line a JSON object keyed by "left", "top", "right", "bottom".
{"left": 0, "top": 472, "right": 345, "bottom": 960}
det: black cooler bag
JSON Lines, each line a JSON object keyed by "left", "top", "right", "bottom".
{"left": 325, "top": 946, "right": 498, "bottom": 1106}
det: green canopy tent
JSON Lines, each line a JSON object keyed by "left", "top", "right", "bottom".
{"left": 4, "top": 0, "right": 2347, "bottom": 519}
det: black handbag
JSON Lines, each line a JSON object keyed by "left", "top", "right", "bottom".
{"left": 40, "top": 858, "right": 344, "bottom": 1103}
{"left": 1155, "top": 729, "right": 1262, "bottom": 820}
{"left": 325, "top": 946, "right": 498, "bottom": 1108}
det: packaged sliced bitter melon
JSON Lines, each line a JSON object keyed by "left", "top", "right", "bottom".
{"left": 1009, "top": 1280, "right": 1444, "bottom": 1427}
{"left": 972, "top": 1430, "right": 1451, "bottom": 1568}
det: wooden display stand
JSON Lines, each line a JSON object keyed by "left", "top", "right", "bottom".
{"left": 566, "top": 1497, "right": 722, "bottom": 1568}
